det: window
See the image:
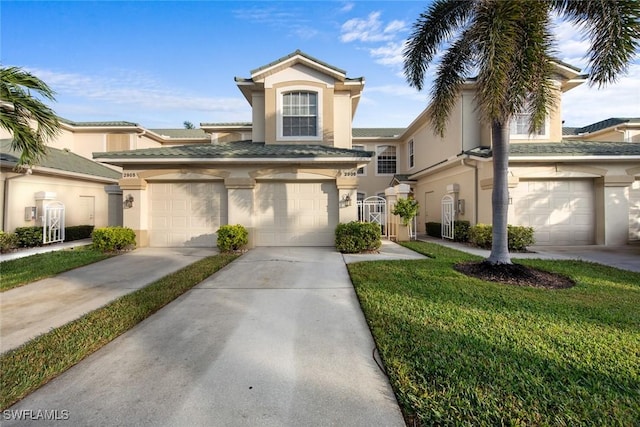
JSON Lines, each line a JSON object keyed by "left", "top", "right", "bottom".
{"left": 376, "top": 145, "right": 396, "bottom": 175}
{"left": 408, "top": 139, "right": 414, "bottom": 168}
{"left": 510, "top": 113, "right": 547, "bottom": 138}
{"left": 353, "top": 144, "right": 366, "bottom": 175}
{"left": 282, "top": 91, "right": 317, "bottom": 137}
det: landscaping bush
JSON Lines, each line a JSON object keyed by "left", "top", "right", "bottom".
{"left": 217, "top": 224, "right": 248, "bottom": 252}
{"left": 469, "top": 224, "right": 535, "bottom": 251}
{"left": 0, "top": 231, "right": 18, "bottom": 253}
{"left": 453, "top": 220, "right": 470, "bottom": 242}
{"left": 92, "top": 227, "right": 136, "bottom": 252}
{"left": 426, "top": 222, "right": 441, "bottom": 238}
{"left": 335, "top": 221, "right": 381, "bottom": 253}
{"left": 14, "top": 226, "right": 44, "bottom": 248}
{"left": 65, "top": 225, "right": 94, "bottom": 242}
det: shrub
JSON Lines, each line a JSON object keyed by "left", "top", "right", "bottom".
{"left": 217, "top": 224, "right": 248, "bottom": 252}
{"left": 391, "top": 197, "right": 419, "bottom": 226}
{"left": 426, "top": 222, "right": 441, "bottom": 238}
{"left": 65, "top": 225, "right": 94, "bottom": 242}
{"left": 469, "top": 224, "right": 535, "bottom": 251}
{"left": 0, "top": 231, "right": 18, "bottom": 253}
{"left": 335, "top": 221, "right": 381, "bottom": 253}
{"left": 453, "top": 220, "right": 470, "bottom": 242}
{"left": 92, "top": 227, "right": 136, "bottom": 252}
{"left": 14, "top": 226, "right": 44, "bottom": 248}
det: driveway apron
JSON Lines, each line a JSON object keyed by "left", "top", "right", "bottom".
{"left": 4, "top": 247, "right": 405, "bottom": 426}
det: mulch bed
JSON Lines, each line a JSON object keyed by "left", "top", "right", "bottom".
{"left": 455, "top": 261, "right": 575, "bottom": 289}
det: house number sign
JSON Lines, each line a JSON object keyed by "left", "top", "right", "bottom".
{"left": 341, "top": 169, "right": 357, "bottom": 177}
{"left": 123, "top": 172, "right": 138, "bottom": 178}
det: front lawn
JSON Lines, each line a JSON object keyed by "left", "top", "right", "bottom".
{"left": 0, "top": 246, "right": 114, "bottom": 291}
{"left": 348, "top": 241, "right": 640, "bottom": 426}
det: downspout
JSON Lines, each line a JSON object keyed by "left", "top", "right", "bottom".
{"left": 3, "top": 168, "right": 31, "bottom": 231}
{"left": 461, "top": 158, "right": 478, "bottom": 225}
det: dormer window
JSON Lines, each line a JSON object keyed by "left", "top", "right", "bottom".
{"left": 510, "top": 112, "right": 549, "bottom": 139}
{"left": 283, "top": 91, "right": 317, "bottom": 137}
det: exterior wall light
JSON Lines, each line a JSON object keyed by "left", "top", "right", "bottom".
{"left": 342, "top": 194, "right": 352, "bottom": 207}
{"left": 124, "top": 194, "right": 134, "bottom": 209}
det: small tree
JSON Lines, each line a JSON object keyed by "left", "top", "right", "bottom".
{"left": 183, "top": 121, "right": 195, "bottom": 129}
{"left": 392, "top": 197, "right": 420, "bottom": 239}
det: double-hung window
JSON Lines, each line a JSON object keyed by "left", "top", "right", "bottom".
{"left": 282, "top": 91, "right": 317, "bottom": 137}
{"left": 510, "top": 112, "right": 548, "bottom": 139}
{"left": 377, "top": 145, "right": 396, "bottom": 175}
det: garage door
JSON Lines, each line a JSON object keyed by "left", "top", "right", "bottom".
{"left": 509, "top": 179, "right": 594, "bottom": 245}
{"left": 254, "top": 182, "right": 338, "bottom": 246}
{"left": 149, "top": 182, "right": 227, "bottom": 247}
{"left": 630, "top": 180, "right": 640, "bottom": 241}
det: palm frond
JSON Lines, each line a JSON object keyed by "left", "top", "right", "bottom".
{"left": 554, "top": 0, "right": 640, "bottom": 87}
{"left": 403, "top": 0, "right": 474, "bottom": 90}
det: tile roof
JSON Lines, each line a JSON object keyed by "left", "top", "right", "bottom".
{"left": 251, "top": 50, "right": 347, "bottom": 76}
{"left": 352, "top": 128, "right": 406, "bottom": 138}
{"left": 1, "top": 139, "right": 121, "bottom": 180}
{"left": 566, "top": 117, "right": 640, "bottom": 135}
{"left": 510, "top": 141, "right": 640, "bottom": 156}
{"left": 200, "top": 122, "right": 253, "bottom": 127}
{"left": 149, "top": 129, "right": 209, "bottom": 139}
{"left": 94, "top": 140, "right": 374, "bottom": 160}
{"left": 60, "top": 118, "right": 138, "bottom": 127}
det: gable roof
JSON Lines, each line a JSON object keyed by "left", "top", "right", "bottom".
{"left": 251, "top": 50, "right": 347, "bottom": 77}
{"left": 1, "top": 139, "right": 121, "bottom": 180}
{"left": 94, "top": 141, "right": 374, "bottom": 165}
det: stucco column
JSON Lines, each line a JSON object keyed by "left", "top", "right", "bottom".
{"left": 119, "top": 175, "right": 148, "bottom": 247}
{"left": 225, "top": 177, "right": 256, "bottom": 249}
{"left": 337, "top": 176, "right": 358, "bottom": 224}
{"left": 596, "top": 176, "right": 634, "bottom": 245}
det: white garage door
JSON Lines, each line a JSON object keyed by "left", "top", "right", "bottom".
{"left": 254, "top": 182, "right": 338, "bottom": 246}
{"left": 630, "top": 180, "right": 640, "bottom": 241}
{"left": 509, "top": 179, "right": 594, "bottom": 245}
{"left": 149, "top": 182, "right": 227, "bottom": 247}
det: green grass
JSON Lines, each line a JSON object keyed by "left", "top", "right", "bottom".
{"left": 0, "top": 253, "right": 239, "bottom": 409}
{"left": 1, "top": 246, "right": 114, "bottom": 291}
{"left": 349, "top": 241, "right": 640, "bottom": 426}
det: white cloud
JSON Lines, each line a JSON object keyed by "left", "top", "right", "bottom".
{"left": 340, "top": 12, "right": 406, "bottom": 43}
{"left": 339, "top": 2, "right": 354, "bottom": 13}
{"left": 369, "top": 40, "right": 408, "bottom": 66}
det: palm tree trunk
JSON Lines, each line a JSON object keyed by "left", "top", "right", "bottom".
{"left": 487, "top": 120, "right": 512, "bottom": 265}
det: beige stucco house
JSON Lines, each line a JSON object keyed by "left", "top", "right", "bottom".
{"left": 2, "top": 51, "right": 638, "bottom": 247}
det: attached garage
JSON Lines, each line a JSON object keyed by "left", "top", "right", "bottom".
{"left": 510, "top": 179, "right": 595, "bottom": 245}
{"left": 630, "top": 180, "right": 640, "bottom": 241}
{"left": 254, "top": 181, "right": 338, "bottom": 246}
{"left": 149, "top": 182, "right": 227, "bottom": 247}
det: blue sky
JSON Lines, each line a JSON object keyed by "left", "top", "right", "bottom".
{"left": 2, "top": 1, "right": 639, "bottom": 129}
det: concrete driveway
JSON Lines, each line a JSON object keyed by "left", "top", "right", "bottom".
{"left": 4, "top": 247, "right": 405, "bottom": 426}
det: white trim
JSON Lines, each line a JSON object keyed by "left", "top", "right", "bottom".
{"left": 510, "top": 155, "right": 640, "bottom": 162}
{"left": 94, "top": 156, "right": 372, "bottom": 165}
{"left": 375, "top": 144, "right": 397, "bottom": 176}
{"left": 276, "top": 86, "right": 323, "bottom": 142}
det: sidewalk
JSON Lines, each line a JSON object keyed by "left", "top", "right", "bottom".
{"left": 0, "top": 239, "right": 93, "bottom": 262}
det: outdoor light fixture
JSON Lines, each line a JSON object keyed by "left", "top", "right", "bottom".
{"left": 124, "top": 194, "right": 134, "bottom": 209}
{"left": 342, "top": 194, "right": 352, "bottom": 207}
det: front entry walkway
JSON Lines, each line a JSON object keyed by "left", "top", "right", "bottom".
{"left": 4, "top": 247, "right": 405, "bottom": 426}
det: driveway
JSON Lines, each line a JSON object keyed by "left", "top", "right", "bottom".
{"left": 4, "top": 247, "right": 405, "bottom": 426}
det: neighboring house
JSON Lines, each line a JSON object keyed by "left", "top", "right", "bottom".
{"left": 3, "top": 50, "right": 638, "bottom": 247}
{"left": 0, "top": 139, "right": 122, "bottom": 232}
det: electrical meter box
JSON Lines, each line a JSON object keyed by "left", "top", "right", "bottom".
{"left": 24, "top": 206, "right": 37, "bottom": 221}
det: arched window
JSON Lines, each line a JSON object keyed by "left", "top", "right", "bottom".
{"left": 282, "top": 91, "right": 317, "bottom": 137}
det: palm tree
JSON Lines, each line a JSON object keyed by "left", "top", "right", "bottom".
{"left": 404, "top": 0, "right": 639, "bottom": 265}
{"left": 0, "top": 66, "right": 60, "bottom": 167}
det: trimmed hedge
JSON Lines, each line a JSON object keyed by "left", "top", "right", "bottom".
{"left": 217, "top": 224, "right": 248, "bottom": 252}
{"left": 92, "top": 227, "right": 136, "bottom": 252}
{"left": 0, "top": 231, "right": 18, "bottom": 253}
{"left": 14, "top": 226, "right": 44, "bottom": 248}
{"left": 453, "top": 220, "right": 471, "bottom": 242}
{"left": 426, "top": 222, "right": 441, "bottom": 238}
{"left": 335, "top": 221, "right": 381, "bottom": 253}
{"left": 65, "top": 225, "right": 94, "bottom": 242}
{"left": 469, "top": 224, "right": 535, "bottom": 251}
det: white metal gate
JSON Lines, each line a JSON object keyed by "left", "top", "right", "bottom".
{"left": 358, "top": 196, "right": 388, "bottom": 238}
{"left": 43, "top": 202, "right": 65, "bottom": 244}
{"left": 441, "top": 195, "right": 455, "bottom": 240}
